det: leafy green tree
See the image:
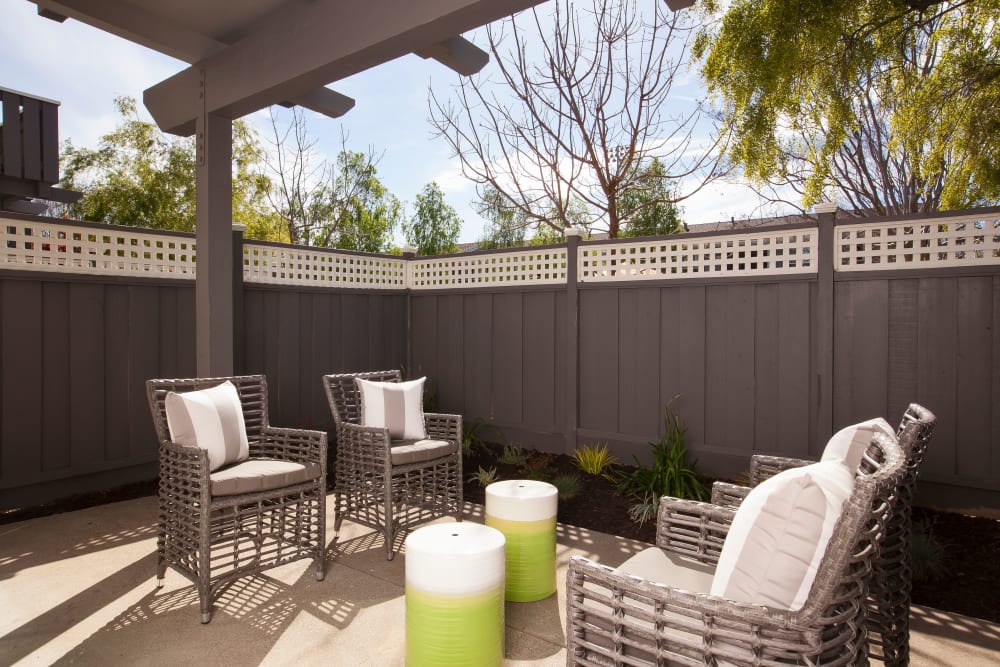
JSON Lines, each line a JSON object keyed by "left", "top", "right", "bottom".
{"left": 262, "top": 108, "right": 400, "bottom": 249}
{"left": 405, "top": 182, "right": 462, "bottom": 255}
{"left": 619, "top": 158, "right": 684, "bottom": 238}
{"left": 59, "top": 97, "right": 287, "bottom": 241}
{"left": 476, "top": 185, "right": 528, "bottom": 249}
{"left": 695, "top": 0, "right": 1000, "bottom": 214}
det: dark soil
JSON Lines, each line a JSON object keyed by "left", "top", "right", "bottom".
{"left": 463, "top": 442, "right": 1000, "bottom": 624}
{"left": 3, "top": 442, "right": 997, "bottom": 623}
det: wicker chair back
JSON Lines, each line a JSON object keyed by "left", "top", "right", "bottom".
{"left": 147, "top": 375, "right": 269, "bottom": 442}
{"left": 324, "top": 370, "right": 401, "bottom": 427}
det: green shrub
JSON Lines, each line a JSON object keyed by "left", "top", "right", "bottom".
{"left": 618, "top": 398, "right": 707, "bottom": 523}
{"left": 467, "top": 465, "right": 498, "bottom": 487}
{"left": 911, "top": 515, "right": 947, "bottom": 582}
{"left": 572, "top": 443, "right": 619, "bottom": 481}
{"left": 499, "top": 443, "right": 529, "bottom": 468}
{"left": 462, "top": 417, "right": 495, "bottom": 459}
{"left": 627, "top": 494, "right": 659, "bottom": 526}
{"left": 521, "top": 452, "right": 555, "bottom": 481}
{"left": 551, "top": 473, "right": 583, "bottom": 501}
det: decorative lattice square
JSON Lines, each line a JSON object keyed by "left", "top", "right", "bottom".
{"left": 836, "top": 215, "right": 1000, "bottom": 270}
{"left": 409, "top": 249, "right": 568, "bottom": 289}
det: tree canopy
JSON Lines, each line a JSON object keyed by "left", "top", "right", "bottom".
{"left": 695, "top": 0, "right": 1000, "bottom": 214}
{"left": 404, "top": 182, "right": 462, "bottom": 255}
{"left": 430, "top": 0, "right": 725, "bottom": 238}
{"left": 59, "top": 97, "right": 286, "bottom": 240}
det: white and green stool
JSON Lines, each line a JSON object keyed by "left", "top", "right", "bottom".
{"left": 485, "top": 479, "right": 558, "bottom": 602}
{"left": 404, "top": 522, "right": 506, "bottom": 667}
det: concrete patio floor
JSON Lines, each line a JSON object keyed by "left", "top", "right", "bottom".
{"left": 2, "top": 495, "right": 999, "bottom": 666}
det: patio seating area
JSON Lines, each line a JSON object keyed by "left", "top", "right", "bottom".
{"left": 2, "top": 494, "right": 999, "bottom": 666}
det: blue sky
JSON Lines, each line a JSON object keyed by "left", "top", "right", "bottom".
{"left": 1, "top": 0, "right": 780, "bottom": 243}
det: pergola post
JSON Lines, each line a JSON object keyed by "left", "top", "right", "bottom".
{"left": 195, "top": 104, "right": 234, "bottom": 376}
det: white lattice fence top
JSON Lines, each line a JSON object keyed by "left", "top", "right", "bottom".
{"left": 837, "top": 213, "right": 1000, "bottom": 270}
{"left": 242, "top": 243, "right": 407, "bottom": 288}
{"left": 409, "top": 248, "right": 568, "bottom": 288}
{"left": 1, "top": 218, "right": 196, "bottom": 277}
{"left": 578, "top": 230, "right": 816, "bottom": 282}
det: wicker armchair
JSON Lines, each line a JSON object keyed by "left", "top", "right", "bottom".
{"left": 711, "top": 404, "right": 936, "bottom": 666}
{"left": 323, "top": 371, "right": 462, "bottom": 560}
{"left": 146, "top": 375, "right": 327, "bottom": 623}
{"left": 566, "top": 431, "right": 906, "bottom": 666}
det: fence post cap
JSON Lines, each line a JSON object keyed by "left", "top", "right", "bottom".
{"left": 401, "top": 246, "right": 417, "bottom": 255}
{"left": 564, "top": 227, "right": 583, "bottom": 238}
{"left": 813, "top": 202, "right": 839, "bottom": 214}
{"left": 231, "top": 223, "right": 247, "bottom": 233}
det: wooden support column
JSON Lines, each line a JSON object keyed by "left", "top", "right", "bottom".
{"left": 564, "top": 228, "right": 581, "bottom": 454}
{"left": 814, "top": 202, "right": 838, "bottom": 452}
{"left": 195, "top": 97, "right": 234, "bottom": 376}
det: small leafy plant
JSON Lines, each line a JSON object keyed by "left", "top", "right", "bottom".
{"left": 572, "top": 443, "right": 619, "bottom": 481}
{"left": 618, "top": 397, "right": 707, "bottom": 524}
{"left": 467, "top": 465, "right": 498, "bottom": 487}
{"left": 521, "top": 452, "right": 556, "bottom": 481}
{"left": 911, "top": 515, "right": 947, "bottom": 582}
{"left": 462, "top": 417, "right": 495, "bottom": 459}
{"left": 551, "top": 472, "right": 583, "bottom": 501}
{"left": 499, "top": 443, "right": 529, "bottom": 468}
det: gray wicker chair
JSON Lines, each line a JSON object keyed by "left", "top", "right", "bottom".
{"left": 323, "top": 370, "right": 463, "bottom": 560}
{"left": 711, "top": 404, "right": 936, "bottom": 666}
{"left": 146, "top": 375, "right": 327, "bottom": 623}
{"left": 566, "top": 431, "right": 906, "bottom": 666}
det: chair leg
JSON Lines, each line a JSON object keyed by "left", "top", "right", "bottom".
{"left": 199, "top": 586, "right": 213, "bottom": 624}
{"left": 314, "top": 553, "right": 326, "bottom": 581}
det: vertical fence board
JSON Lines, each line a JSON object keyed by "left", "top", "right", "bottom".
{"left": 435, "top": 294, "right": 464, "bottom": 413}
{"left": 887, "top": 279, "right": 919, "bottom": 424}
{"left": 705, "top": 286, "right": 755, "bottom": 451}
{"left": 669, "top": 287, "right": 706, "bottom": 445}
{"left": 839, "top": 280, "right": 890, "bottom": 425}
{"left": 242, "top": 289, "right": 264, "bottom": 374}
{"left": 493, "top": 292, "right": 523, "bottom": 424}
{"left": 462, "top": 293, "right": 492, "bottom": 419}
{"left": 553, "top": 291, "right": 567, "bottom": 438}
{"left": 310, "top": 293, "right": 333, "bottom": 424}
{"left": 618, "top": 288, "right": 660, "bottom": 438}
{"left": 776, "top": 282, "right": 812, "bottom": 456}
{"left": 754, "top": 284, "right": 780, "bottom": 453}
{"left": 2, "top": 281, "right": 42, "bottom": 484}
{"left": 411, "top": 295, "right": 437, "bottom": 380}
{"left": 918, "top": 278, "right": 959, "bottom": 477}
{"left": 175, "top": 286, "right": 196, "bottom": 377}
{"left": 297, "top": 292, "right": 316, "bottom": 427}
{"left": 579, "top": 289, "right": 619, "bottom": 433}
{"left": 69, "top": 283, "right": 106, "bottom": 471}
{"left": 104, "top": 287, "right": 130, "bottom": 460}
{"left": 276, "top": 291, "right": 301, "bottom": 426}
{"left": 522, "top": 291, "right": 555, "bottom": 429}
{"left": 41, "top": 283, "right": 70, "bottom": 472}
{"left": 127, "top": 285, "right": 160, "bottom": 464}
{"left": 955, "top": 277, "right": 993, "bottom": 478}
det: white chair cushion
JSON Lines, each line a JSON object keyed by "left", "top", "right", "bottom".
{"left": 615, "top": 547, "right": 716, "bottom": 595}
{"left": 356, "top": 376, "right": 426, "bottom": 440}
{"left": 165, "top": 380, "right": 249, "bottom": 471}
{"left": 710, "top": 460, "right": 854, "bottom": 610}
{"left": 821, "top": 417, "right": 896, "bottom": 471}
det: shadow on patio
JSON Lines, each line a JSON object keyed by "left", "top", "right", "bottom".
{"left": 1, "top": 495, "right": 998, "bottom": 666}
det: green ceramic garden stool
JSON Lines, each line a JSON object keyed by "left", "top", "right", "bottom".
{"left": 485, "top": 479, "right": 558, "bottom": 602}
{"left": 404, "top": 523, "right": 506, "bottom": 667}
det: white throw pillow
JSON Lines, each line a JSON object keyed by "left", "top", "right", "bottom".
{"left": 356, "top": 376, "right": 426, "bottom": 440}
{"left": 710, "top": 460, "right": 854, "bottom": 611}
{"left": 821, "top": 417, "right": 896, "bottom": 471}
{"left": 164, "top": 380, "right": 250, "bottom": 471}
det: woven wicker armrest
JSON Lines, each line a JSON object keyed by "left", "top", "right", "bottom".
{"left": 423, "top": 412, "right": 462, "bottom": 443}
{"left": 654, "top": 496, "right": 734, "bottom": 566}
{"left": 257, "top": 426, "right": 327, "bottom": 466}
{"left": 711, "top": 481, "right": 751, "bottom": 508}
{"left": 749, "top": 454, "right": 815, "bottom": 485}
{"left": 157, "top": 439, "right": 212, "bottom": 507}
{"left": 566, "top": 556, "right": 802, "bottom": 660}
{"left": 337, "top": 421, "right": 391, "bottom": 461}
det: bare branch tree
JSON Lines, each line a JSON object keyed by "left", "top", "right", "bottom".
{"left": 261, "top": 107, "right": 400, "bottom": 249}
{"left": 429, "top": 0, "right": 728, "bottom": 238}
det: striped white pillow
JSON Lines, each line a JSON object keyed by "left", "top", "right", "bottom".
{"left": 356, "top": 376, "right": 426, "bottom": 440}
{"left": 164, "top": 380, "right": 250, "bottom": 471}
{"left": 821, "top": 417, "right": 895, "bottom": 471}
{"left": 710, "top": 460, "right": 855, "bottom": 610}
